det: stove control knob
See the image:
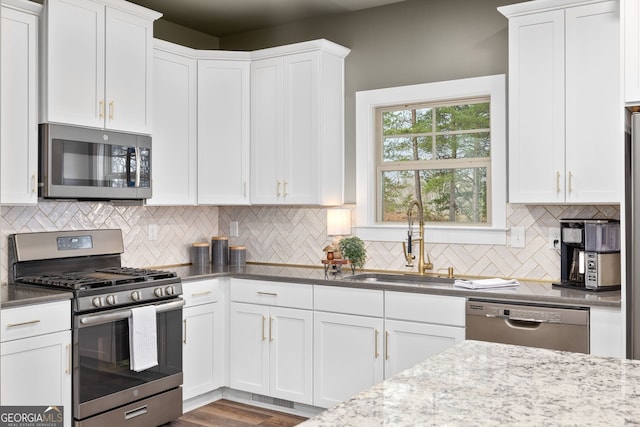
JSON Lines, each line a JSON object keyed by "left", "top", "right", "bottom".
{"left": 92, "top": 297, "right": 103, "bottom": 307}
{"left": 154, "top": 288, "right": 164, "bottom": 297}
{"left": 131, "top": 291, "right": 141, "bottom": 301}
{"left": 165, "top": 286, "right": 175, "bottom": 295}
{"left": 106, "top": 294, "right": 117, "bottom": 305}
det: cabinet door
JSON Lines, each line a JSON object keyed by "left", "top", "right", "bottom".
{"left": 147, "top": 47, "right": 197, "bottom": 205}
{"left": 1, "top": 330, "right": 72, "bottom": 427}
{"left": 313, "top": 311, "right": 383, "bottom": 408}
{"left": 625, "top": 0, "right": 640, "bottom": 104}
{"left": 182, "top": 302, "right": 223, "bottom": 400}
{"left": 507, "top": 9, "right": 565, "bottom": 203}
{"left": 198, "top": 59, "right": 251, "bottom": 205}
{"left": 229, "top": 302, "right": 270, "bottom": 395}
{"left": 565, "top": 1, "right": 620, "bottom": 203}
{"left": 251, "top": 57, "right": 284, "bottom": 204}
{"left": 1, "top": 3, "right": 38, "bottom": 204}
{"left": 384, "top": 319, "right": 464, "bottom": 379}
{"left": 282, "top": 52, "right": 319, "bottom": 204}
{"left": 104, "top": 6, "right": 153, "bottom": 134}
{"left": 44, "top": 0, "right": 105, "bottom": 129}
{"left": 270, "top": 307, "right": 313, "bottom": 405}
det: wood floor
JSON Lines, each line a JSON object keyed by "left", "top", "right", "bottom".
{"left": 167, "top": 399, "right": 308, "bottom": 427}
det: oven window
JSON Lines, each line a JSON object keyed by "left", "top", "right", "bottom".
{"left": 75, "top": 308, "right": 182, "bottom": 404}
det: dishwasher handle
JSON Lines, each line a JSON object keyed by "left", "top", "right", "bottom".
{"left": 505, "top": 318, "right": 544, "bottom": 330}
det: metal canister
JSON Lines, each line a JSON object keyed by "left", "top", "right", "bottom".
{"left": 191, "top": 242, "right": 210, "bottom": 267}
{"left": 211, "top": 236, "right": 229, "bottom": 265}
{"left": 229, "top": 245, "right": 246, "bottom": 267}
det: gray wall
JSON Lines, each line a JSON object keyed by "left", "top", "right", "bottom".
{"left": 219, "top": 0, "right": 511, "bottom": 202}
{"left": 153, "top": 19, "right": 220, "bottom": 49}
{"left": 151, "top": 0, "right": 512, "bottom": 203}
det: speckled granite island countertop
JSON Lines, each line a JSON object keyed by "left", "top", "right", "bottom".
{"left": 299, "top": 340, "right": 640, "bottom": 426}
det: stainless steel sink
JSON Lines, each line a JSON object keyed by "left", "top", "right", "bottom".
{"left": 343, "top": 272, "right": 454, "bottom": 286}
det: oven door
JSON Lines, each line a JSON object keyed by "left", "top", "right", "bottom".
{"left": 73, "top": 299, "right": 183, "bottom": 422}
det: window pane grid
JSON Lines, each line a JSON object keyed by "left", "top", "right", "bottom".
{"left": 376, "top": 97, "right": 491, "bottom": 225}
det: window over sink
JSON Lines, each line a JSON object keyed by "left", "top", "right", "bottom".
{"left": 354, "top": 74, "right": 507, "bottom": 244}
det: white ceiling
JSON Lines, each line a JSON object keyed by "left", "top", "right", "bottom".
{"left": 128, "top": 0, "right": 406, "bottom": 37}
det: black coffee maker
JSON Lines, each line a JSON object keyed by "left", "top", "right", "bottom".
{"left": 556, "top": 218, "right": 621, "bottom": 291}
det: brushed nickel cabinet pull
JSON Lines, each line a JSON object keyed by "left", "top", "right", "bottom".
{"left": 277, "top": 180, "right": 281, "bottom": 196}
{"left": 556, "top": 171, "right": 561, "bottom": 193}
{"left": 269, "top": 316, "right": 274, "bottom": 342}
{"left": 99, "top": 100, "right": 104, "bottom": 118}
{"left": 7, "top": 319, "right": 40, "bottom": 328}
{"left": 108, "top": 101, "right": 114, "bottom": 120}
{"left": 283, "top": 180, "right": 288, "bottom": 196}
{"left": 568, "top": 171, "right": 574, "bottom": 193}
{"left": 66, "top": 343, "right": 71, "bottom": 375}
{"left": 257, "top": 291, "right": 277, "bottom": 296}
{"left": 31, "top": 174, "right": 37, "bottom": 194}
{"left": 262, "top": 316, "right": 267, "bottom": 341}
{"left": 385, "top": 331, "right": 390, "bottom": 360}
{"left": 191, "top": 290, "right": 212, "bottom": 297}
{"left": 374, "top": 329, "right": 380, "bottom": 358}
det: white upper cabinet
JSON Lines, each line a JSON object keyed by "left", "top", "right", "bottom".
{"left": 251, "top": 40, "right": 350, "bottom": 205}
{"left": 500, "top": 0, "right": 621, "bottom": 204}
{"left": 147, "top": 40, "right": 198, "bottom": 206}
{"left": 625, "top": 0, "right": 640, "bottom": 104}
{"left": 197, "top": 53, "right": 251, "bottom": 205}
{"left": 1, "top": 0, "right": 41, "bottom": 205}
{"left": 40, "top": 0, "right": 160, "bottom": 134}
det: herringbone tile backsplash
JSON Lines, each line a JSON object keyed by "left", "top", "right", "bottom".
{"left": 0, "top": 201, "right": 619, "bottom": 283}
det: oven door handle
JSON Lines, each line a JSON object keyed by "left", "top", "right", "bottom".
{"left": 78, "top": 299, "right": 185, "bottom": 327}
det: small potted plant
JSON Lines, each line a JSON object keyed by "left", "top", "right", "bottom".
{"left": 338, "top": 236, "right": 367, "bottom": 273}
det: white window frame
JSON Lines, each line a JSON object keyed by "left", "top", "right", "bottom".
{"left": 354, "top": 74, "right": 507, "bottom": 245}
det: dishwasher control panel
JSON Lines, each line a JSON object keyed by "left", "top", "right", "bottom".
{"left": 484, "top": 305, "right": 562, "bottom": 323}
{"left": 466, "top": 299, "right": 589, "bottom": 326}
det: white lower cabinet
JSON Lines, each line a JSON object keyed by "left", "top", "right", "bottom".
{"left": 313, "top": 311, "right": 384, "bottom": 408}
{"left": 313, "top": 287, "right": 466, "bottom": 408}
{"left": 384, "top": 319, "right": 464, "bottom": 378}
{"left": 384, "top": 291, "right": 465, "bottom": 378}
{"left": 1, "top": 300, "right": 71, "bottom": 427}
{"left": 313, "top": 285, "right": 384, "bottom": 408}
{"left": 182, "top": 278, "right": 225, "bottom": 401}
{"left": 590, "top": 306, "right": 623, "bottom": 358}
{"left": 229, "top": 279, "right": 313, "bottom": 405}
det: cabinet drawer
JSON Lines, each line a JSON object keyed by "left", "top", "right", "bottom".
{"left": 385, "top": 291, "right": 465, "bottom": 326}
{"left": 314, "top": 285, "right": 383, "bottom": 317}
{"left": 1, "top": 300, "right": 71, "bottom": 342}
{"left": 183, "top": 278, "right": 221, "bottom": 306}
{"left": 230, "top": 278, "right": 312, "bottom": 309}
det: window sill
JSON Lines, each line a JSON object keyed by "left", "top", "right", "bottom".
{"left": 354, "top": 224, "right": 508, "bottom": 245}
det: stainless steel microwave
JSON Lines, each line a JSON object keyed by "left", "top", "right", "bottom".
{"left": 39, "top": 123, "right": 152, "bottom": 200}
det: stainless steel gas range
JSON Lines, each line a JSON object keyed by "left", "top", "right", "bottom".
{"left": 8, "top": 229, "right": 184, "bottom": 427}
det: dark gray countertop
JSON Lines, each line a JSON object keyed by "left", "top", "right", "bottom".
{"left": 175, "top": 263, "right": 622, "bottom": 308}
{"left": 1, "top": 283, "right": 72, "bottom": 309}
{"left": 1, "top": 263, "right": 621, "bottom": 309}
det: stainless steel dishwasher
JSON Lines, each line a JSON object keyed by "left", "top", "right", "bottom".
{"left": 466, "top": 299, "right": 589, "bottom": 353}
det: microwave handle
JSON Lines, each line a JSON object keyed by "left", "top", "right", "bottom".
{"left": 135, "top": 146, "right": 141, "bottom": 188}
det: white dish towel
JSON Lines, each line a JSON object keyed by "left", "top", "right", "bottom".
{"left": 129, "top": 305, "right": 158, "bottom": 372}
{"left": 454, "top": 278, "right": 520, "bottom": 289}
